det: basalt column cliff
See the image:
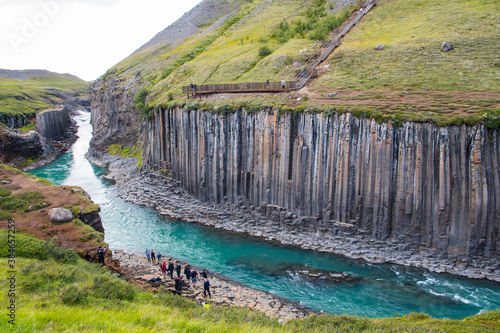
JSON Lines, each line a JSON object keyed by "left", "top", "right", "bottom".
{"left": 143, "top": 107, "right": 500, "bottom": 261}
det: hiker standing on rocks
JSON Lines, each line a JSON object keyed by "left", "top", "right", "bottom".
{"left": 161, "top": 261, "right": 167, "bottom": 278}
{"left": 168, "top": 261, "right": 174, "bottom": 279}
{"left": 203, "top": 278, "right": 211, "bottom": 298}
{"left": 151, "top": 250, "right": 156, "bottom": 263}
{"left": 200, "top": 270, "right": 208, "bottom": 279}
{"left": 145, "top": 249, "right": 151, "bottom": 262}
{"left": 191, "top": 269, "right": 198, "bottom": 285}
{"left": 97, "top": 246, "right": 105, "bottom": 265}
{"left": 184, "top": 264, "right": 191, "bottom": 280}
{"left": 175, "top": 276, "right": 184, "bottom": 293}
{"left": 175, "top": 262, "right": 182, "bottom": 278}
{"left": 157, "top": 252, "right": 162, "bottom": 263}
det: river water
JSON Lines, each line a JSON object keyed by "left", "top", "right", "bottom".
{"left": 30, "top": 112, "right": 500, "bottom": 319}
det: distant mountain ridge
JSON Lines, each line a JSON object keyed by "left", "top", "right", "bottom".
{"left": 133, "top": 0, "right": 245, "bottom": 55}
{"left": 0, "top": 69, "right": 86, "bottom": 83}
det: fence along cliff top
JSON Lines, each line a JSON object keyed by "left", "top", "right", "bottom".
{"left": 183, "top": 0, "right": 376, "bottom": 99}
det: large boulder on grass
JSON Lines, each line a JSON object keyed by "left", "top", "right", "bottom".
{"left": 440, "top": 42, "right": 453, "bottom": 52}
{"left": 48, "top": 208, "right": 74, "bottom": 223}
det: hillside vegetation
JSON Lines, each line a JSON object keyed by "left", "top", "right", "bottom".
{"left": 101, "top": 0, "right": 499, "bottom": 127}
{"left": 313, "top": 0, "right": 500, "bottom": 92}
{"left": 0, "top": 70, "right": 88, "bottom": 117}
{"left": 105, "top": 0, "right": 355, "bottom": 104}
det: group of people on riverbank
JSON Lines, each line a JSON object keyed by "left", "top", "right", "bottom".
{"left": 146, "top": 249, "right": 211, "bottom": 298}
{"left": 145, "top": 248, "right": 164, "bottom": 264}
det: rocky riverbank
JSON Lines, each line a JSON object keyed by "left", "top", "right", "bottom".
{"left": 113, "top": 250, "right": 310, "bottom": 320}
{"left": 92, "top": 153, "right": 500, "bottom": 283}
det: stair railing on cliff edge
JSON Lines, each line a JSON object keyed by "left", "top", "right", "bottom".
{"left": 295, "top": 0, "right": 376, "bottom": 90}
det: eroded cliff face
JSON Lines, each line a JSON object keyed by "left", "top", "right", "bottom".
{"left": 36, "top": 109, "right": 72, "bottom": 140}
{"left": 143, "top": 107, "right": 500, "bottom": 260}
{"left": 89, "top": 76, "right": 142, "bottom": 154}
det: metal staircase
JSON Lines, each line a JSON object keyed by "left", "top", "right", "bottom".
{"left": 295, "top": 0, "right": 376, "bottom": 90}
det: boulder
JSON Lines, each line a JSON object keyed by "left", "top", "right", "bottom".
{"left": 293, "top": 62, "right": 302, "bottom": 67}
{"left": 327, "top": 92, "right": 337, "bottom": 98}
{"left": 440, "top": 42, "right": 453, "bottom": 52}
{"left": 48, "top": 208, "right": 74, "bottom": 223}
{"left": 374, "top": 44, "right": 385, "bottom": 50}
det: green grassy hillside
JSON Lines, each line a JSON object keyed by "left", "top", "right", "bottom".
{"left": 105, "top": 0, "right": 355, "bottom": 103}
{"left": 1, "top": 231, "right": 499, "bottom": 332}
{"left": 0, "top": 71, "right": 88, "bottom": 117}
{"left": 313, "top": 0, "right": 500, "bottom": 92}
{"left": 105, "top": 0, "right": 498, "bottom": 113}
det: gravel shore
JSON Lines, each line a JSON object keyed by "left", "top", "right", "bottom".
{"left": 113, "top": 250, "right": 310, "bottom": 320}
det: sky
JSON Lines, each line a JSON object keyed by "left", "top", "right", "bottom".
{"left": 0, "top": 0, "right": 203, "bottom": 81}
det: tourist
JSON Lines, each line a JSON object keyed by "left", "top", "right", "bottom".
{"left": 157, "top": 252, "right": 162, "bottom": 263}
{"left": 200, "top": 270, "right": 208, "bottom": 279}
{"left": 184, "top": 264, "right": 191, "bottom": 280}
{"left": 175, "top": 262, "right": 182, "bottom": 278}
{"left": 281, "top": 80, "right": 285, "bottom": 89}
{"left": 191, "top": 269, "right": 198, "bottom": 285}
{"left": 151, "top": 249, "right": 156, "bottom": 263}
{"left": 145, "top": 248, "right": 151, "bottom": 262}
{"left": 266, "top": 78, "right": 269, "bottom": 87}
{"left": 203, "top": 278, "right": 211, "bottom": 298}
{"left": 161, "top": 261, "right": 167, "bottom": 278}
{"left": 97, "top": 246, "right": 105, "bottom": 265}
{"left": 175, "top": 276, "right": 185, "bottom": 293}
{"left": 168, "top": 261, "right": 174, "bottom": 279}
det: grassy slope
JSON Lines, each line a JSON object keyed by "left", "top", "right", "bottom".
{"left": 0, "top": 245, "right": 499, "bottom": 332}
{"left": 313, "top": 0, "right": 500, "bottom": 92}
{"left": 107, "top": 0, "right": 322, "bottom": 102}
{"left": 0, "top": 73, "right": 88, "bottom": 117}
{"left": 103, "top": 0, "right": 499, "bottom": 127}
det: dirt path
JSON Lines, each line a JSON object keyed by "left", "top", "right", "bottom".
{"left": 193, "top": 87, "right": 499, "bottom": 116}
{"left": 297, "top": 86, "right": 500, "bottom": 116}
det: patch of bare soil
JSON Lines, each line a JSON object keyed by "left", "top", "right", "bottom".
{"left": 297, "top": 87, "right": 500, "bottom": 116}
{"left": 191, "top": 87, "right": 499, "bottom": 116}
{"left": 0, "top": 167, "right": 106, "bottom": 262}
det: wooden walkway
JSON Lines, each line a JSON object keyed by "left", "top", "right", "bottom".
{"left": 182, "top": 0, "right": 375, "bottom": 98}
{"left": 183, "top": 81, "right": 296, "bottom": 99}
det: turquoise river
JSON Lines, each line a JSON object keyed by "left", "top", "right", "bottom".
{"left": 30, "top": 112, "right": 500, "bottom": 319}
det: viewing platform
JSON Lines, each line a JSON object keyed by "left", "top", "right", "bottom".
{"left": 183, "top": 81, "right": 296, "bottom": 99}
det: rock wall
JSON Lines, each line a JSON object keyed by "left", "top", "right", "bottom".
{"left": 36, "top": 109, "right": 71, "bottom": 140}
{"left": 89, "top": 76, "right": 142, "bottom": 153}
{"left": 0, "top": 114, "right": 32, "bottom": 128}
{"left": 143, "top": 107, "right": 500, "bottom": 259}
{"left": 0, "top": 129, "right": 43, "bottom": 163}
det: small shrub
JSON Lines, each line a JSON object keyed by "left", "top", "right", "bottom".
{"left": 258, "top": 45, "right": 273, "bottom": 58}
{"left": 0, "top": 209, "right": 12, "bottom": 220}
{"left": 61, "top": 284, "right": 88, "bottom": 304}
{"left": 0, "top": 185, "right": 11, "bottom": 197}
{"left": 134, "top": 87, "right": 149, "bottom": 113}
{"left": 0, "top": 191, "right": 44, "bottom": 213}
{"left": 47, "top": 237, "right": 79, "bottom": 264}
{"left": 160, "top": 68, "right": 173, "bottom": 80}
{"left": 92, "top": 275, "right": 136, "bottom": 301}
{"left": 0, "top": 229, "right": 48, "bottom": 260}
